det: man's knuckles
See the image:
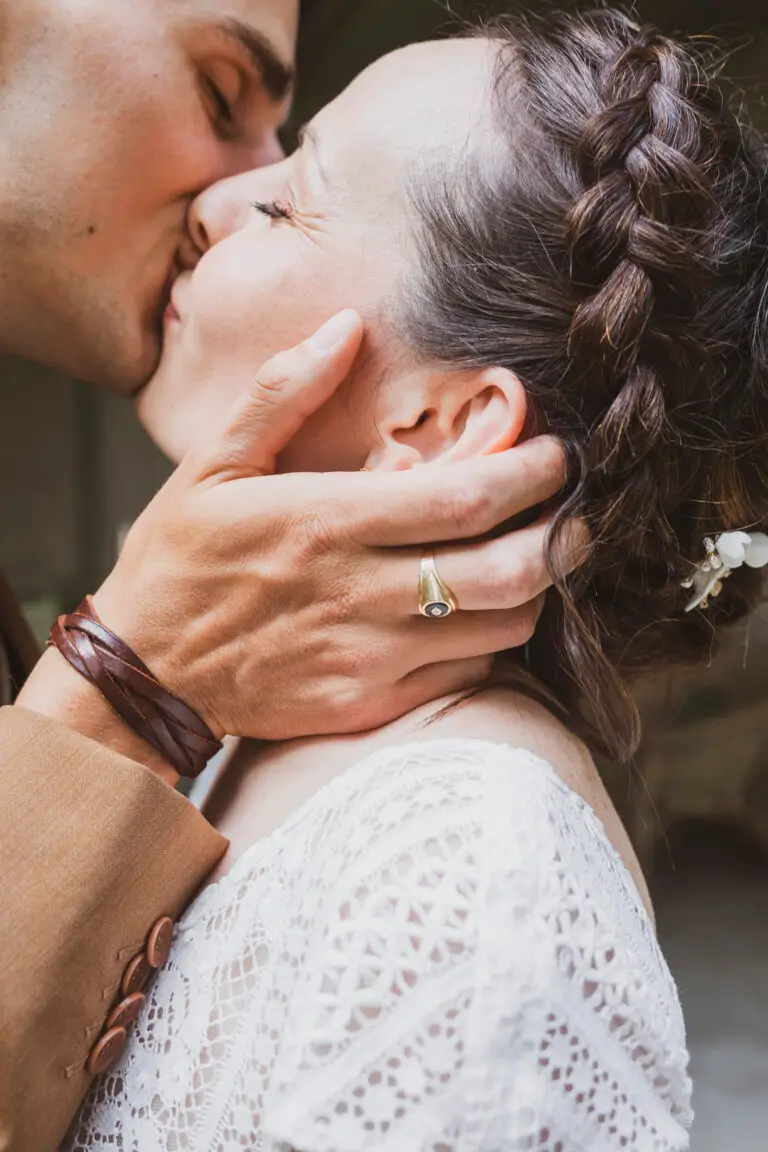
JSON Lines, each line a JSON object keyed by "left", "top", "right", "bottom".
{"left": 430, "top": 481, "right": 499, "bottom": 538}
{"left": 480, "top": 547, "right": 549, "bottom": 608}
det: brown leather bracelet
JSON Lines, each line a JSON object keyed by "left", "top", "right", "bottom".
{"left": 48, "top": 596, "right": 223, "bottom": 778}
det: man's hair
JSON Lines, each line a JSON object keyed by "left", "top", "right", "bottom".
{"left": 403, "top": 8, "right": 768, "bottom": 760}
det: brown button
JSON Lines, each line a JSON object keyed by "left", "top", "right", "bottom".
{"left": 86, "top": 1026, "right": 127, "bottom": 1076}
{"left": 146, "top": 915, "right": 174, "bottom": 969}
{"left": 105, "top": 991, "right": 146, "bottom": 1032}
{"left": 121, "top": 952, "right": 152, "bottom": 998}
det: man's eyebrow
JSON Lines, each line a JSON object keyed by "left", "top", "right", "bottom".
{"left": 220, "top": 19, "right": 294, "bottom": 103}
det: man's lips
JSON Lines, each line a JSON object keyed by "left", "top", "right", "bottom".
{"left": 129, "top": 271, "right": 180, "bottom": 398}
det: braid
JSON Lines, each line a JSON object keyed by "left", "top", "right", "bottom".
{"left": 499, "top": 16, "right": 731, "bottom": 752}
{"left": 519, "top": 13, "right": 767, "bottom": 755}
{"left": 404, "top": 8, "right": 768, "bottom": 759}
{"left": 568, "top": 27, "right": 714, "bottom": 476}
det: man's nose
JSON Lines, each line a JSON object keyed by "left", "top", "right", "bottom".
{"left": 185, "top": 133, "right": 286, "bottom": 259}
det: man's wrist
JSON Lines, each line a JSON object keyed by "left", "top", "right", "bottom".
{"left": 16, "top": 646, "right": 180, "bottom": 787}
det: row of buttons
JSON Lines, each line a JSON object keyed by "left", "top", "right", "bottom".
{"left": 86, "top": 915, "right": 174, "bottom": 1076}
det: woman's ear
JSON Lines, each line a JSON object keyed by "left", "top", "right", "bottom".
{"left": 368, "top": 366, "right": 527, "bottom": 471}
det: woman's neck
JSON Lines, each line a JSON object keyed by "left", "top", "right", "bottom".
{"left": 202, "top": 692, "right": 464, "bottom": 852}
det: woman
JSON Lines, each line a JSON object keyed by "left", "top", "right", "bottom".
{"left": 66, "top": 9, "right": 768, "bottom": 1150}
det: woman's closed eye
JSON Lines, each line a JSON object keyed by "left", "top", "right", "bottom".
{"left": 252, "top": 200, "right": 295, "bottom": 222}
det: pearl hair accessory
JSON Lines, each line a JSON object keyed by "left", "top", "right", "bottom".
{"left": 682, "top": 530, "right": 768, "bottom": 613}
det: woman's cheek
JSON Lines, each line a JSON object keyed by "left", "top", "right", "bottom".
{"left": 217, "top": 231, "right": 357, "bottom": 364}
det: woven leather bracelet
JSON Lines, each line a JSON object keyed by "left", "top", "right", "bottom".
{"left": 48, "top": 596, "right": 223, "bottom": 778}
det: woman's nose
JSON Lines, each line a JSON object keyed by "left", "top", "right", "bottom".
{"left": 186, "top": 135, "right": 286, "bottom": 256}
{"left": 187, "top": 172, "right": 255, "bottom": 255}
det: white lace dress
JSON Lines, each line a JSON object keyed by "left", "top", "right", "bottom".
{"left": 63, "top": 739, "right": 693, "bottom": 1152}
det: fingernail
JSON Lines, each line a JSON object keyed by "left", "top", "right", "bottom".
{"left": 309, "top": 310, "right": 359, "bottom": 352}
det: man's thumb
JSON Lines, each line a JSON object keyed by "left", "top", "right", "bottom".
{"left": 190, "top": 310, "right": 364, "bottom": 481}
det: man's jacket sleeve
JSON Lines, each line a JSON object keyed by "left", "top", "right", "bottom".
{"left": 0, "top": 705, "right": 227, "bottom": 1152}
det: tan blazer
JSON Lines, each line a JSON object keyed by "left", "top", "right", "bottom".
{"left": 0, "top": 577, "right": 227, "bottom": 1151}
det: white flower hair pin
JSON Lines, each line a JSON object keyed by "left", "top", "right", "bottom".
{"left": 683, "top": 531, "right": 768, "bottom": 613}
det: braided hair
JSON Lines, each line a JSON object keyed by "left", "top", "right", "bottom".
{"left": 403, "top": 8, "right": 768, "bottom": 760}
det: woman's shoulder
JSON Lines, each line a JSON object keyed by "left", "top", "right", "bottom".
{"left": 397, "top": 687, "right": 654, "bottom": 918}
{"left": 395, "top": 685, "right": 612, "bottom": 814}
{"left": 315, "top": 731, "right": 576, "bottom": 872}
{"left": 302, "top": 730, "right": 648, "bottom": 930}
{"left": 323, "top": 687, "right": 653, "bottom": 920}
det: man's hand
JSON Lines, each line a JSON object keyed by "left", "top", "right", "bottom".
{"left": 24, "top": 310, "right": 570, "bottom": 761}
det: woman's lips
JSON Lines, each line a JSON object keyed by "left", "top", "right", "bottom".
{"left": 164, "top": 271, "right": 193, "bottom": 326}
{"left": 164, "top": 294, "right": 180, "bottom": 323}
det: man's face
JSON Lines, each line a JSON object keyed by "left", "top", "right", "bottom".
{"left": 0, "top": 0, "right": 298, "bottom": 392}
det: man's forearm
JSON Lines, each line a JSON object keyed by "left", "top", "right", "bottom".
{"left": 16, "top": 647, "right": 179, "bottom": 787}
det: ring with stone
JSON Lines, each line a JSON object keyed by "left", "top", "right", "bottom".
{"left": 418, "top": 552, "right": 459, "bottom": 619}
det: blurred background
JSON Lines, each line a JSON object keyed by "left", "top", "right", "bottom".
{"left": 3, "top": 1, "right": 768, "bottom": 1146}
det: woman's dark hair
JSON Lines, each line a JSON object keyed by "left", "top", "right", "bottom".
{"left": 404, "top": 7, "right": 768, "bottom": 761}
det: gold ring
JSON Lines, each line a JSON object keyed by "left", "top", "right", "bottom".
{"left": 419, "top": 552, "right": 458, "bottom": 618}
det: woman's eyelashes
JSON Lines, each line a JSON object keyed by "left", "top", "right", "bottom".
{"left": 251, "top": 200, "right": 295, "bottom": 222}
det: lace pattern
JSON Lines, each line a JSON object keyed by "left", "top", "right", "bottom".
{"left": 62, "top": 739, "right": 692, "bottom": 1151}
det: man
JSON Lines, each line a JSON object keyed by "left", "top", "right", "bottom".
{"left": 0, "top": 1, "right": 565, "bottom": 1148}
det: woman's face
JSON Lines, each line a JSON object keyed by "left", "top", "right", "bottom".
{"left": 137, "top": 39, "right": 496, "bottom": 468}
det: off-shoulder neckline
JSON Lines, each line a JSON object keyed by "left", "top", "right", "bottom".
{"left": 181, "top": 739, "right": 648, "bottom": 930}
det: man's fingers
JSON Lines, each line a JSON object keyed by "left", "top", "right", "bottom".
{"left": 401, "top": 601, "right": 545, "bottom": 664}
{"left": 364, "top": 515, "right": 589, "bottom": 618}
{"left": 428, "top": 514, "right": 589, "bottom": 612}
{"left": 369, "top": 521, "right": 554, "bottom": 617}
{"left": 351, "top": 437, "right": 567, "bottom": 547}
{"left": 188, "top": 310, "right": 364, "bottom": 481}
{"left": 433, "top": 521, "right": 554, "bottom": 611}
{"left": 554, "top": 516, "right": 591, "bottom": 575}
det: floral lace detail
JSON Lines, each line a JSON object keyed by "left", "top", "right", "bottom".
{"left": 62, "top": 739, "right": 692, "bottom": 1152}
